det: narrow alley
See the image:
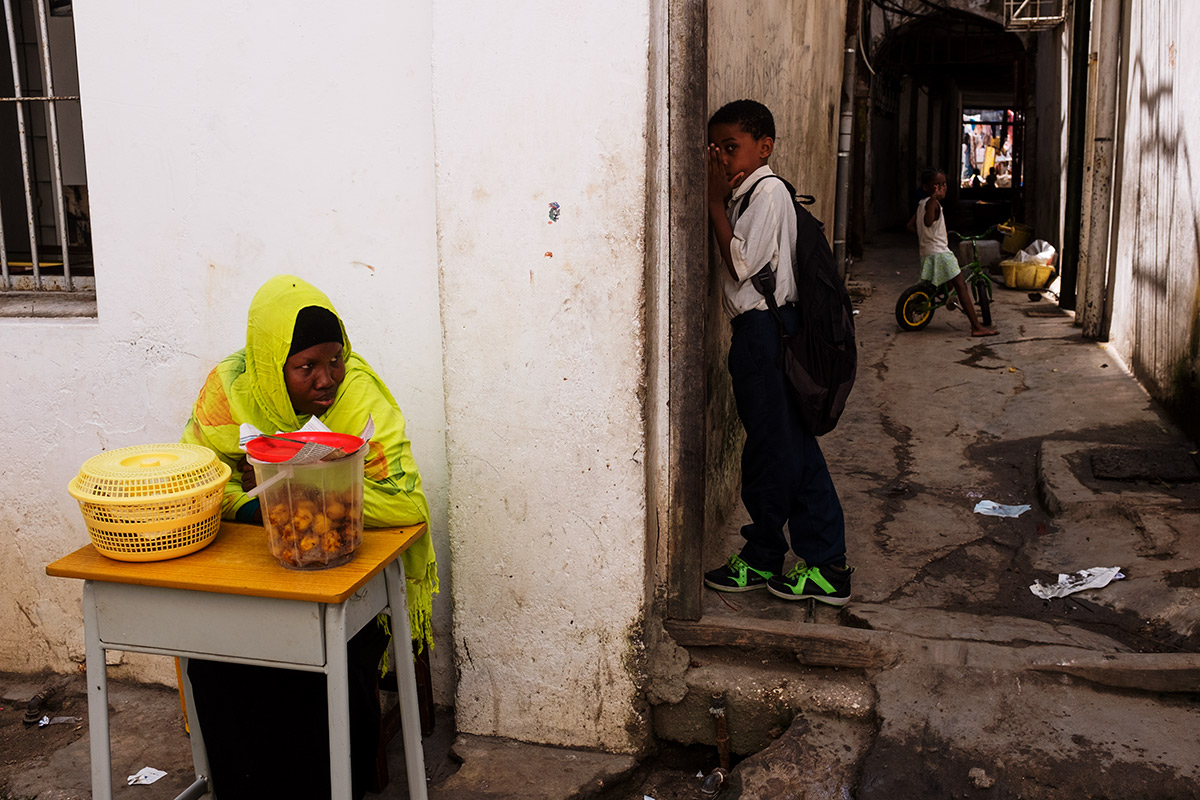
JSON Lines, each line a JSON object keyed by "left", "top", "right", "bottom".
{"left": 3, "top": 235, "right": 1197, "bottom": 799}
{"left": 626, "top": 233, "right": 1200, "bottom": 799}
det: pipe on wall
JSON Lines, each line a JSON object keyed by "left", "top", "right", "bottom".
{"left": 832, "top": 0, "right": 860, "bottom": 280}
{"left": 1079, "top": 0, "right": 1122, "bottom": 340}
{"left": 1057, "top": 0, "right": 1092, "bottom": 311}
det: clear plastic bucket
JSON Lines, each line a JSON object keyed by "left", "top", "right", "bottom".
{"left": 250, "top": 443, "right": 366, "bottom": 570}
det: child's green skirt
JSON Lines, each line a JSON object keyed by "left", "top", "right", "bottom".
{"left": 920, "top": 251, "right": 961, "bottom": 286}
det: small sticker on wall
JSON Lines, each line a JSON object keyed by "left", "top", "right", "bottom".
{"left": 548, "top": 202, "right": 561, "bottom": 224}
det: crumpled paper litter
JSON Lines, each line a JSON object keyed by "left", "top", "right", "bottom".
{"left": 127, "top": 767, "right": 167, "bottom": 785}
{"left": 1029, "top": 567, "right": 1125, "bottom": 599}
{"left": 974, "top": 500, "right": 1031, "bottom": 517}
{"left": 37, "top": 715, "right": 80, "bottom": 727}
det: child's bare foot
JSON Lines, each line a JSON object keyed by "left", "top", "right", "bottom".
{"left": 972, "top": 327, "right": 998, "bottom": 337}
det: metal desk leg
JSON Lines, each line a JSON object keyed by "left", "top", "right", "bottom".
{"left": 325, "top": 601, "right": 354, "bottom": 799}
{"left": 83, "top": 581, "right": 113, "bottom": 800}
{"left": 176, "top": 657, "right": 212, "bottom": 796}
{"left": 384, "top": 561, "right": 428, "bottom": 800}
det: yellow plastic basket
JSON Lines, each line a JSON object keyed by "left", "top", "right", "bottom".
{"left": 68, "top": 444, "right": 231, "bottom": 562}
{"left": 998, "top": 220, "right": 1034, "bottom": 254}
{"left": 1000, "top": 260, "right": 1055, "bottom": 290}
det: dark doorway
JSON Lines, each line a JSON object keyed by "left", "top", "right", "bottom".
{"left": 865, "top": 11, "right": 1029, "bottom": 236}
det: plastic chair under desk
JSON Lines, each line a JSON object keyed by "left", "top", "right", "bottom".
{"left": 46, "top": 521, "right": 429, "bottom": 800}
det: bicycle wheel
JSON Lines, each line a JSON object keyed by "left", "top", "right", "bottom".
{"left": 895, "top": 284, "right": 936, "bottom": 331}
{"left": 971, "top": 277, "right": 992, "bottom": 327}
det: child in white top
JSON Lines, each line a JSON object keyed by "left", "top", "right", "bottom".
{"left": 907, "top": 168, "right": 997, "bottom": 337}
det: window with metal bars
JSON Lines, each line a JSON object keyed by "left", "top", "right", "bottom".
{"left": 1004, "top": 0, "right": 1065, "bottom": 30}
{"left": 1, "top": 0, "right": 92, "bottom": 297}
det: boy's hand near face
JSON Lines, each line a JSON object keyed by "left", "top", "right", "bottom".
{"left": 707, "top": 143, "right": 742, "bottom": 206}
{"left": 707, "top": 144, "right": 741, "bottom": 280}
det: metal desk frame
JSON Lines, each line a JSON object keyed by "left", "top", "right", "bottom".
{"left": 49, "top": 523, "right": 429, "bottom": 800}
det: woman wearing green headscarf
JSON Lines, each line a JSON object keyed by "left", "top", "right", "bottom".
{"left": 180, "top": 274, "right": 436, "bottom": 800}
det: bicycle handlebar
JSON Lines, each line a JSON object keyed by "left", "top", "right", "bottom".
{"left": 948, "top": 224, "right": 999, "bottom": 241}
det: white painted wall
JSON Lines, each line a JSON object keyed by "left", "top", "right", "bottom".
{"left": 1107, "top": 0, "right": 1200, "bottom": 400}
{"left": 432, "top": 2, "right": 654, "bottom": 752}
{"left": 1031, "top": 25, "right": 1068, "bottom": 249}
{"left": 2, "top": 0, "right": 659, "bottom": 753}
{"left": 0, "top": 1, "right": 453, "bottom": 702}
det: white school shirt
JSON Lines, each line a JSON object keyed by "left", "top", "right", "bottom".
{"left": 721, "top": 165, "right": 798, "bottom": 319}
{"left": 916, "top": 197, "right": 951, "bottom": 256}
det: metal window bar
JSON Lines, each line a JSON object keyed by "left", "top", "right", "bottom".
{"left": 1, "top": 0, "right": 76, "bottom": 291}
{"left": 1005, "top": 0, "right": 1065, "bottom": 29}
{"left": 2, "top": 0, "right": 37, "bottom": 290}
{"left": 34, "top": 0, "right": 70, "bottom": 289}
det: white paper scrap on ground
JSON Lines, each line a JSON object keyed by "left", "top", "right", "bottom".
{"left": 127, "top": 767, "right": 167, "bottom": 786}
{"left": 37, "top": 715, "right": 80, "bottom": 727}
{"left": 974, "top": 500, "right": 1032, "bottom": 517}
{"left": 1029, "top": 567, "right": 1125, "bottom": 599}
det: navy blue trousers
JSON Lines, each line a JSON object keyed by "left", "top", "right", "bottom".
{"left": 729, "top": 307, "right": 846, "bottom": 573}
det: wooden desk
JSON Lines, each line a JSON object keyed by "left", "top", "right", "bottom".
{"left": 47, "top": 521, "right": 429, "bottom": 800}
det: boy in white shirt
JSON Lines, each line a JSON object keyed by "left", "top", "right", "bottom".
{"left": 703, "top": 100, "right": 852, "bottom": 606}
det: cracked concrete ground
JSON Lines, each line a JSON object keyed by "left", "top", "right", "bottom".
{"left": 646, "top": 233, "right": 1200, "bottom": 799}
{"left": 699, "top": 234, "right": 1198, "bottom": 652}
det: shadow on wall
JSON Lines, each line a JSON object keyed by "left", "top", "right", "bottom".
{"left": 1121, "top": 31, "right": 1200, "bottom": 444}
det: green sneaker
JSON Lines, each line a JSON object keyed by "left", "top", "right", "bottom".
{"left": 767, "top": 563, "right": 854, "bottom": 606}
{"left": 704, "top": 554, "right": 775, "bottom": 592}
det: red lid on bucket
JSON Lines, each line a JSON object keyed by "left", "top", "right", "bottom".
{"left": 245, "top": 431, "right": 365, "bottom": 463}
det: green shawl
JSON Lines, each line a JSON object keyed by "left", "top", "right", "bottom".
{"left": 181, "top": 275, "right": 437, "bottom": 650}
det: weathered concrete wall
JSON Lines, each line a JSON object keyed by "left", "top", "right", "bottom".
{"left": 708, "top": 2, "right": 847, "bottom": 230}
{"left": 0, "top": 0, "right": 452, "bottom": 700}
{"left": 705, "top": 0, "right": 848, "bottom": 540}
{"left": 433, "top": 3, "right": 654, "bottom": 752}
{"left": 2, "top": 0, "right": 662, "bottom": 755}
{"left": 1030, "top": 26, "right": 1068, "bottom": 248}
{"left": 1106, "top": 0, "right": 1200, "bottom": 426}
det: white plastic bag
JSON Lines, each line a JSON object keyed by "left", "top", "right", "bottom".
{"left": 1015, "top": 239, "right": 1056, "bottom": 266}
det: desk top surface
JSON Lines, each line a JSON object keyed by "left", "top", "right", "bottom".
{"left": 46, "top": 522, "right": 427, "bottom": 604}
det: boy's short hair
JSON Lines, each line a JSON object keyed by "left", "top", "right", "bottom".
{"left": 709, "top": 99, "right": 775, "bottom": 140}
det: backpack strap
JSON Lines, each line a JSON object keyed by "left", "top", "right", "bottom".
{"left": 739, "top": 175, "right": 798, "bottom": 347}
{"left": 736, "top": 175, "right": 812, "bottom": 216}
{"left": 750, "top": 263, "right": 790, "bottom": 368}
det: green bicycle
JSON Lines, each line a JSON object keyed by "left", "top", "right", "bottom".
{"left": 895, "top": 226, "right": 996, "bottom": 331}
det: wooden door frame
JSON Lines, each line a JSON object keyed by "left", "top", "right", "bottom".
{"left": 664, "top": 0, "right": 708, "bottom": 621}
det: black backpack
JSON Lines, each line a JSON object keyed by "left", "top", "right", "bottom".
{"left": 738, "top": 175, "right": 857, "bottom": 436}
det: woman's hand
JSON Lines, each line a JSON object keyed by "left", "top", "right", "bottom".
{"left": 238, "top": 457, "right": 257, "bottom": 492}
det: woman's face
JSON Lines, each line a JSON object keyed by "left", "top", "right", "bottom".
{"left": 284, "top": 341, "right": 345, "bottom": 417}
